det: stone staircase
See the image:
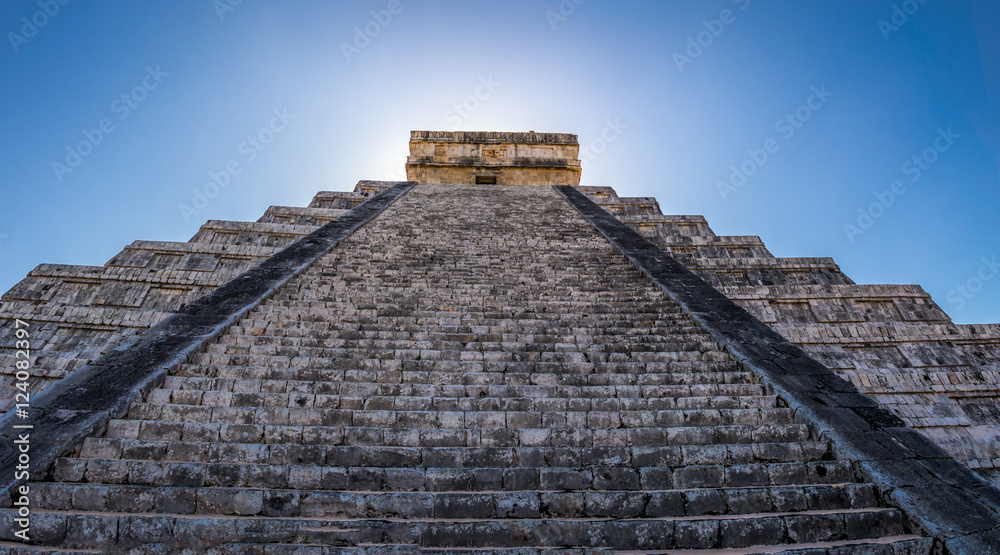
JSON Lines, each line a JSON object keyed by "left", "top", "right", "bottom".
{"left": 0, "top": 184, "right": 931, "bottom": 552}
{"left": 0, "top": 185, "right": 376, "bottom": 411}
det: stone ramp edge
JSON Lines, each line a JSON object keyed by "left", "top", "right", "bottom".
{"left": 553, "top": 184, "right": 1000, "bottom": 554}
{"left": 0, "top": 181, "right": 418, "bottom": 506}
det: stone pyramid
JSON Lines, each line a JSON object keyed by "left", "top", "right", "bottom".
{"left": 0, "top": 131, "right": 999, "bottom": 553}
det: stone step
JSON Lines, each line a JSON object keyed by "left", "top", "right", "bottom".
{"left": 625, "top": 535, "right": 931, "bottom": 554}
{"left": 237, "top": 319, "right": 702, "bottom": 332}
{"left": 256, "top": 297, "right": 687, "bottom": 307}
{"left": 163, "top": 373, "right": 770, "bottom": 399}
{"left": 55, "top": 461, "right": 849, "bottom": 493}
{"left": 248, "top": 316, "right": 693, "bottom": 326}
{"left": 0, "top": 508, "right": 910, "bottom": 550}
{"left": 209, "top": 340, "right": 726, "bottom": 356}
{"left": 227, "top": 322, "right": 706, "bottom": 334}
{"left": 266, "top": 287, "right": 679, "bottom": 297}
{"left": 170, "top": 371, "right": 753, "bottom": 391}
{"left": 220, "top": 336, "right": 724, "bottom": 350}
{"left": 226, "top": 324, "right": 708, "bottom": 337}
{"left": 246, "top": 302, "right": 691, "bottom": 312}
{"left": 87, "top": 538, "right": 928, "bottom": 555}
{"left": 191, "top": 350, "right": 734, "bottom": 366}
{"left": 145, "top": 386, "right": 776, "bottom": 412}
{"left": 202, "top": 356, "right": 736, "bottom": 372}
{"left": 94, "top": 421, "right": 812, "bottom": 447}
{"left": 147, "top": 390, "right": 779, "bottom": 411}
{"left": 0, "top": 542, "right": 101, "bottom": 554}
{"left": 213, "top": 548, "right": 607, "bottom": 555}
{"left": 241, "top": 309, "right": 695, "bottom": 322}
{"left": 115, "top": 407, "right": 795, "bottom": 433}
{"left": 172, "top": 359, "right": 746, "bottom": 378}
{"left": 253, "top": 296, "right": 686, "bottom": 306}
{"left": 74, "top": 442, "right": 845, "bottom": 482}
{"left": 413, "top": 538, "right": 930, "bottom": 555}
{"left": 30, "top": 483, "right": 882, "bottom": 520}
{"left": 198, "top": 357, "right": 741, "bottom": 378}
{"left": 67, "top": 437, "right": 832, "bottom": 468}
{"left": 255, "top": 309, "right": 684, "bottom": 319}
{"left": 66, "top": 439, "right": 830, "bottom": 471}
{"left": 165, "top": 372, "right": 768, "bottom": 399}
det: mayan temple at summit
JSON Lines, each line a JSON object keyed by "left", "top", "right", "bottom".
{"left": 2, "top": 130, "right": 1000, "bottom": 553}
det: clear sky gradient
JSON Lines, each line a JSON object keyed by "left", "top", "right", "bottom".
{"left": 1, "top": 0, "right": 998, "bottom": 323}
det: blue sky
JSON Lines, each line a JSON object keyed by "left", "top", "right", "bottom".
{"left": 1, "top": 0, "right": 998, "bottom": 324}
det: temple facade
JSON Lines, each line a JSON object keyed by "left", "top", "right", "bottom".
{"left": 1, "top": 131, "right": 999, "bottom": 552}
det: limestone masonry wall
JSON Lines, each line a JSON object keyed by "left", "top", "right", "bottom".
{"left": 582, "top": 185, "right": 1000, "bottom": 484}
{"left": 405, "top": 130, "right": 582, "bottom": 186}
{"left": 0, "top": 184, "right": 393, "bottom": 410}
